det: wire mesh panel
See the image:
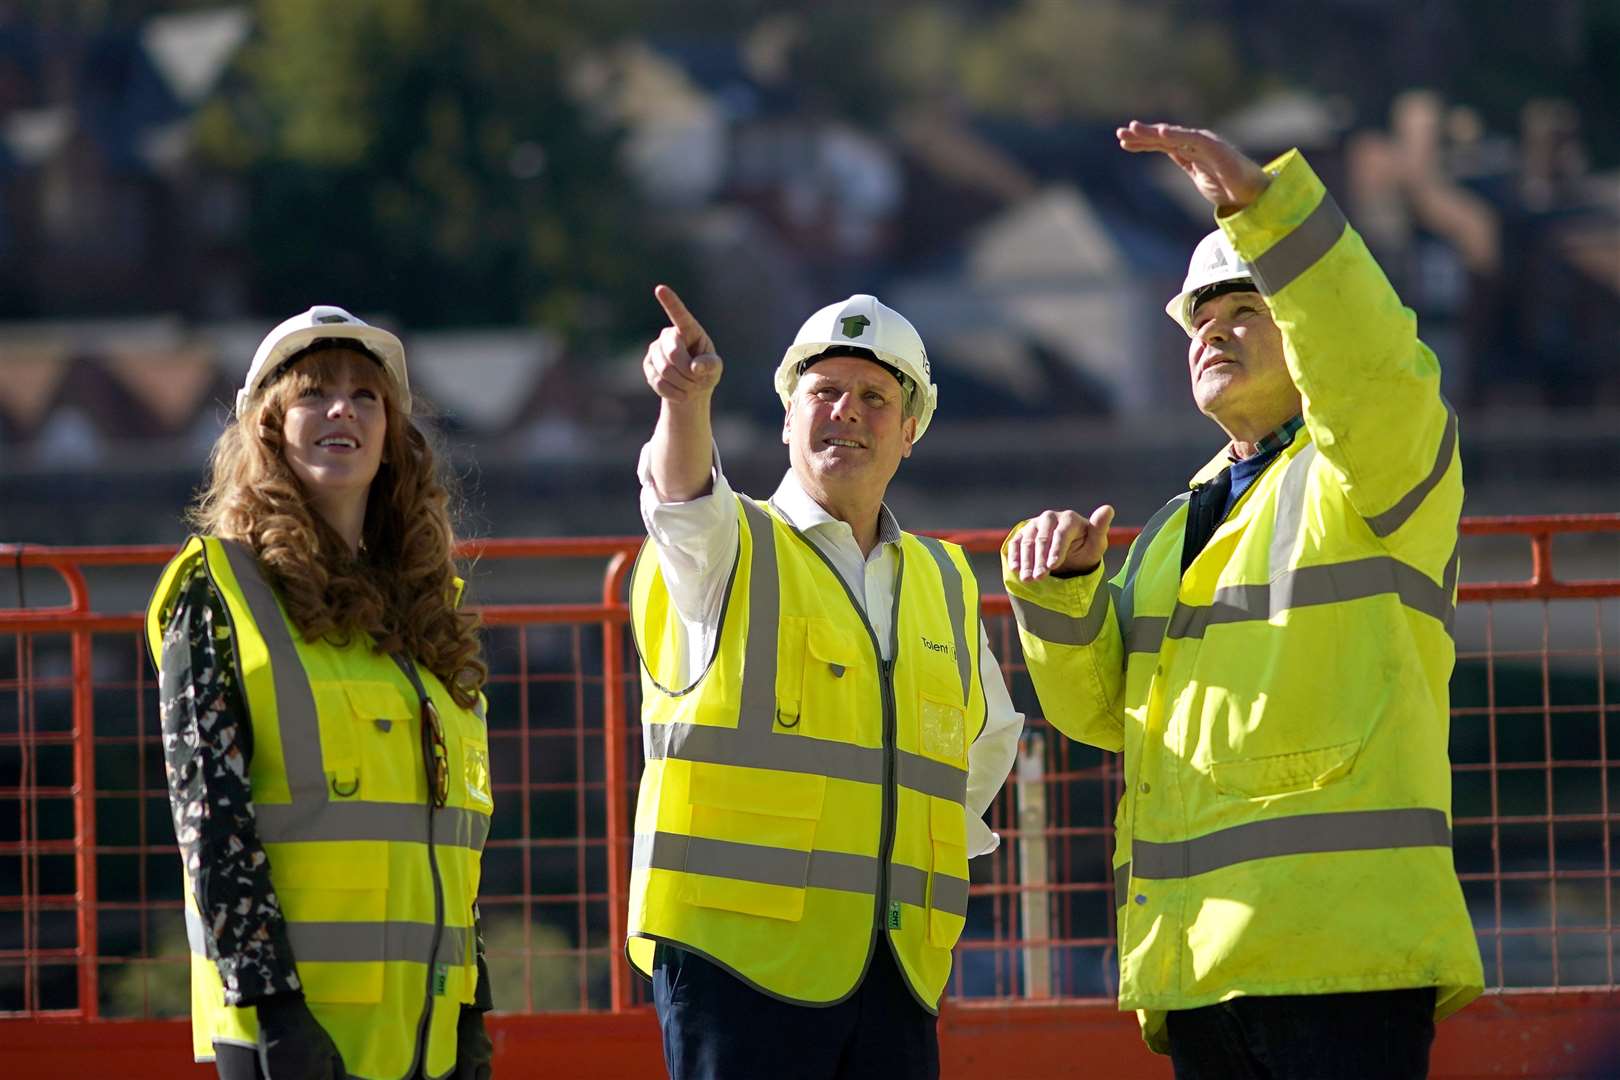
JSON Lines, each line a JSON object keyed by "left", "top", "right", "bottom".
{"left": 0, "top": 517, "right": 1617, "bottom": 1025}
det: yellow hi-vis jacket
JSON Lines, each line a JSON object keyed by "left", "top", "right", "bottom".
{"left": 147, "top": 536, "right": 492, "bottom": 1080}
{"left": 1004, "top": 151, "right": 1484, "bottom": 1053}
{"left": 628, "top": 497, "right": 987, "bottom": 1010}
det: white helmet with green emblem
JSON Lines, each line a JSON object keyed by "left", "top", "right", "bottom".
{"left": 774, "top": 293, "right": 939, "bottom": 441}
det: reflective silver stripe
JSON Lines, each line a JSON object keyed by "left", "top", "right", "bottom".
{"left": 916, "top": 537, "right": 971, "bottom": 701}
{"left": 897, "top": 750, "right": 968, "bottom": 805}
{"left": 1114, "top": 865, "right": 1129, "bottom": 910}
{"left": 1248, "top": 194, "right": 1349, "bottom": 295}
{"left": 1268, "top": 442, "right": 1319, "bottom": 576}
{"left": 889, "top": 862, "right": 970, "bottom": 918}
{"left": 184, "top": 905, "right": 472, "bottom": 967}
{"left": 1114, "top": 493, "right": 1192, "bottom": 646}
{"left": 737, "top": 500, "right": 780, "bottom": 739}
{"left": 1364, "top": 405, "right": 1459, "bottom": 538}
{"left": 929, "top": 872, "right": 969, "bottom": 918}
{"left": 287, "top": 921, "right": 472, "bottom": 966}
{"left": 185, "top": 903, "right": 208, "bottom": 955}
{"left": 217, "top": 539, "right": 326, "bottom": 803}
{"left": 1125, "top": 615, "right": 1168, "bottom": 656}
{"left": 1008, "top": 590, "right": 1113, "bottom": 647}
{"left": 634, "top": 831, "right": 879, "bottom": 895}
{"left": 256, "top": 802, "right": 490, "bottom": 852}
{"left": 1163, "top": 555, "right": 1454, "bottom": 641}
{"left": 645, "top": 721, "right": 966, "bottom": 804}
{"left": 647, "top": 722, "right": 882, "bottom": 785}
{"left": 1132, "top": 807, "right": 1451, "bottom": 879}
{"left": 1442, "top": 541, "right": 1461, "bottom": 635}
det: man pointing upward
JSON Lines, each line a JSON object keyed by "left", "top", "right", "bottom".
{"left": 1004, "top": 122, "right": 1482, "bottom": 1078}
{"left": 630, "top": 285, "right": 1023, "bottom": 1079}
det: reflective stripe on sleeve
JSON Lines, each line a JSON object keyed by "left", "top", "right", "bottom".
{"left": 1008, "top": 590, "right": 1113, "bottom": 647}
{"left": 1248, "top": 194, "right": 1349, "bottom": 296}
{"left": 1364, "top": 404, "right": 1459, "bottom": 538}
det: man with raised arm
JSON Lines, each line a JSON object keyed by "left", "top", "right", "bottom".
{"left": 628, "top": 286, "right": 1023, "bottom": 1079}
{"left": 1003, "top": 122, "right": 1483, "bottom": 1078}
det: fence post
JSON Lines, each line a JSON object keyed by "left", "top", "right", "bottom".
{"left": 1017, "top": 733, "right": 1051, "bottom": 999}
{"left": 601, "top": 552, "right": 633, "bottom": 1012}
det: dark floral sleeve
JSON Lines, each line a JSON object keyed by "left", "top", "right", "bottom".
{"left": 159, "top": 566, "right": 302, "bottom": 1006}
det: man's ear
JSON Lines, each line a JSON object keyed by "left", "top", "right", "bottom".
{"left": 782, "top": 406, "right": 792, "bottom": 446}
{"left": 900, "top": 415, "right": 917, "bottom": 459}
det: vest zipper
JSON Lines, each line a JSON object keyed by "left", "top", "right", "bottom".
{"left": 409, "top": 794, "right": 447, "bottom": 1078}
{"left": 877, "top": 655, "right": 898, "bottom": 942}
{"left": 773, "top": 513, "right": 904, "bottom": 975}
{"left": 874, "top": 551, "right": 905, "bottom": 962}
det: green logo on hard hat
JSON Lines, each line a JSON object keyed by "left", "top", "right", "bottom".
{"left": 840, "top": 314, "right": 870, "bottom": 339}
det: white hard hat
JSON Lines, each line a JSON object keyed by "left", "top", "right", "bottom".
{"left": 1164, "top": 229, "right": 1257, "bottom": 336}
{"left": 237, "top": 305, "right": 411, "bottom": 416}
{"left": 774, "top": 294, "right": 939, "bottom": 441}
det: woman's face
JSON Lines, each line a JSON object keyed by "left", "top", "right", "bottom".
{"left": 278, "top": 349, "right": 390, "bottom": 518}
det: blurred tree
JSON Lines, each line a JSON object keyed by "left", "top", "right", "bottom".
{"left": 785, "top": 0, "right": 1249, "bottom": 127}
{"left": 194, "top": 0, "right": 683, "bottom": 336}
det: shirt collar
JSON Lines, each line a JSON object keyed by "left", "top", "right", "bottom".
{"left": 1228, "top": 415, "right": 1306, "bottom": 464}
{"left": 768, "top": 469, "right": 903, "bottom": 547}
{"left": 1189, "top": 415, "right": 1307, "bottom": 487}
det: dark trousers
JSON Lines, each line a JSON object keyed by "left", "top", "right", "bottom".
{"left": 1165, "top": 987, "right": 1437, "bottom": 1080}
{"left": 652, "top": 940, "right": 940, "bottom": 1080}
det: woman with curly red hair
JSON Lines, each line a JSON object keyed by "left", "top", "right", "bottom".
{"left": 146, "top": 306, "right": 495, "bottom": 1080}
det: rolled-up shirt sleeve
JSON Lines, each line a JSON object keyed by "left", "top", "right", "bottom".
{"left": 159, "top": 568, "right": 300, "bottom": 1006}
{"left": 636, "top": 441, "right": 741, "bottom": 683}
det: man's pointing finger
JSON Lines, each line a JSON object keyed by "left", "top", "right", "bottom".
{"left": 654, "top": 284, "right": 713, "bottom": 354}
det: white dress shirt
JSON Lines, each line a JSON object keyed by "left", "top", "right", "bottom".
{"left": 637, "top": 445, "right": 1023, "bottom": 856}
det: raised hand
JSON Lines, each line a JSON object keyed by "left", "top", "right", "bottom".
{"left": 1117, "top": 121, "right": 1269, "bottom": 214}
{"left": 1005, "top": 505, "right": 1116, "bottom": 582}
{"left": 644, "top": 284, "right": 723, "bottom": 405}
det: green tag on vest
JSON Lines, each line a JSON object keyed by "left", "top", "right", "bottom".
{"left": 433, "top": 962, "right": 449, "bottom": 996}
{"left": 887, "top": 901, "right": 901, "bottom": 930}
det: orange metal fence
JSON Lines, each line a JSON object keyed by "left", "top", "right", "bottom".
{"left": 2, "top": 515, "right": 1619, "bottom": 1075}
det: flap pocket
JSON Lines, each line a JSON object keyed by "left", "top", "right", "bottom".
{"left": 1210, "top": 739, "right": 1362, "bottom": 798}
{"left": 685, "top": 763, "right": 827, "bottom": 922}
{"left": 344, "top": 680, "right": 415, "bottom": 721}
{"left": 929, "top": 797, "right": 967, "bottom": 850}
{"left": 270, "top": 844, "right": 389, "bottom": 1004}
{"left": 806, "top": 618, "right": 862, "bottom": 670}
{"left": 689, "top": 761, "right": 826, "bottom": 821}
{"left": 926, "top": 797, "right": 969, "bottom": 948}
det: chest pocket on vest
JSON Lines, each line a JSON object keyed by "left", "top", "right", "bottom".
{"left": 777, "top": 616, "right": 868, "bottom": 744}
{"left": 683, "top": 762, "right": 827, "bottom": 922}
{"left": 313, "top": 680, "right": 418, "bottom": 801}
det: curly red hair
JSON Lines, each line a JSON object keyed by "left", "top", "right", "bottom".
{"left": 190, "top": 348, "right": 487, "bottom": 709}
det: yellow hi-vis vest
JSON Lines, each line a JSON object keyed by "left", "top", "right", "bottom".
{"left": 1004, "top": 150, "right": 1483, "bottom": 1053}
{"left": 146, "top": 536, "right": 492, "bottom": 1080}
{"left": 628, "top": 497, "right": 987, "bottom": 1010}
